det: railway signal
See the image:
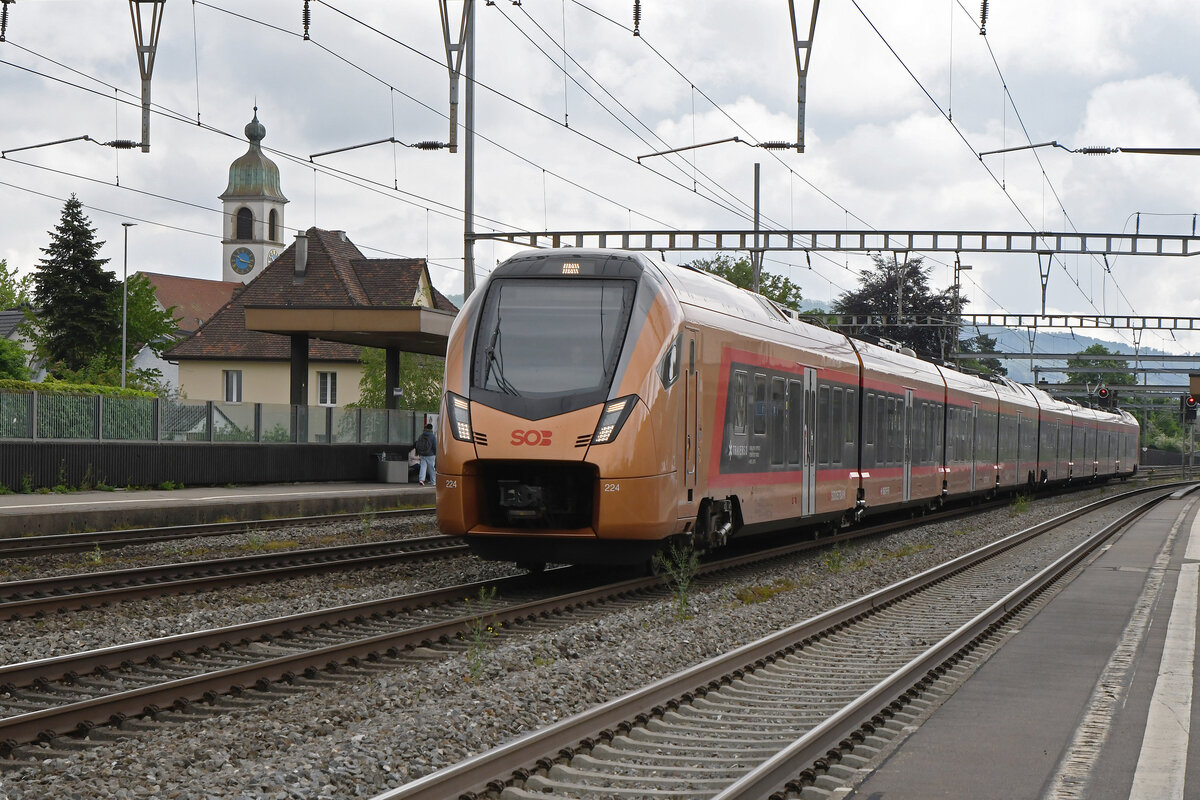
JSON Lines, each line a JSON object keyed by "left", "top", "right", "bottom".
{"left": 1186, "top": 395, "right": 1198, "bottom": 423}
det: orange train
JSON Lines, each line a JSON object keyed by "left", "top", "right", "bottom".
{"left": 436, "top": 249, "right": 1139, "bottom": 568}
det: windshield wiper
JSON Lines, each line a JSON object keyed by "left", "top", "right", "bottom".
{"left": 482, "top": 322, "right": 520, "bottom": 396}
{"left": 485, "top": 347, "right": 520, "bottom": 396}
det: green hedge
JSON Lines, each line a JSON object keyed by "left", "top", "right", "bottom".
{"left": 0, "top": 378, "right": 155, "bottom": 399}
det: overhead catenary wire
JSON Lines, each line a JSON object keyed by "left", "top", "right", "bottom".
{"left": 0, "top": 2, "right": 1060, "bottom": 328}
{"left": 565, "top": 0, "right": 1014, "bottom": 312}
{"left": 849, "top": 0, "right": 1163, "bottom": 350}
{"left": 310, "top": 0, "right": 754, "bottom": 225}
{"left": 198, "top": 0, "right": 735, "bottom": 231}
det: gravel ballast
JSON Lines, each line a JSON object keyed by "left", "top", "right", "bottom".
{"left": 0, "top": 486, "right": 1154, "bottom": 799}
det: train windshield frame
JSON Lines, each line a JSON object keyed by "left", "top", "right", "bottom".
{"left": 471, "top": 277, "right": 637, "bottom": 418}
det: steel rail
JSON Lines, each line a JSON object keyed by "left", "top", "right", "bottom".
{"left": 0, "top": 535, "right": 467, "bottom": 618}
{"left": 0, "top": 506, "right": 437, "bottom": 558}
{"left": 711, "top": 484, "right": 1195, "bottom": 799}
{"left": 2, "top": 483, "right": 1179, "bottom": 761}
{"left": 0, "top": 569, "right": 668, "bottom": 753}
{"left": 371, "top": 482, "right": 1188, "bottom": 800}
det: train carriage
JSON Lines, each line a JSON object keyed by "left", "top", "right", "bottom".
{"left": 436, "top": 248, "right": 1140, "bottom": 568}
{"left": 937, "top": 368, "right": 998, "bottom": 500}
{"left": 994, "top": 377, "right": 1041, "bottom": 490}
{"left": 1026, "top": 385, "right": 1077, "bottom": 485}
{"left": 850, "top": 339, "right": 947, "bottom": 514}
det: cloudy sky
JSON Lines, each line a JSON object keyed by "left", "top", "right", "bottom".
{"left": 2, "top": 1, "right": 1199, "bottom": 353}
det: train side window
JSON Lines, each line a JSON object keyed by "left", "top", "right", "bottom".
{"left": 831, "top": 387, "right": 844, "bottom": 465}
{"left": 753, "top": 374, "right": 767, "bottom": 435}
{"left": 918, "top": 403, "right": 927, "bottom": 463}
{"left": 876, "top": 395, "right": 887, "bottom": 463}
{"left": 658, "top": 334, "right": 682, "bottom": 388}
{"left": 732, "top": 371, "right": 748, "bottom": 434}
{"left": 892, "top": 399, "right": 900, "bottom": 465}
{"left": 818, "top": 385, "right": 830, "bottom": 466}
{"left": 771, "top": 377, "right": 787, "bottom": 466}
{"left": 844, "top": 389, "right": 856, "bottom": 446}
{"left": 864, "top": 394, "right": 875, "bottom": 446}
{"left": 883, "top": 393, "right": 892, "bottom": 462}
{"left": 787, "top": 380, "right": 803, "bottom": 465}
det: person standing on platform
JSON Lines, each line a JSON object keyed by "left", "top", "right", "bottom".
{"left": 414, "top": 423, "right": 437, "bottom": 486}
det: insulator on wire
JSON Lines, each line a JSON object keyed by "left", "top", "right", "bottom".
{"left": 1076, "top": 146, "right": 1116, "bottom": 155}
{"left": 302, "top": 0, "right": 311, "bottom": 40}
{"left": 978, "top": 0, "right": 988, "bottom": 34}
{"left": 0, "top": 0, "right": 11, "bottom": 43}
{"left": 103, "top": 139, "right": 142, "bottom": 150}
{"left": 411, "top": 141, "right": 448, "bottom": 151}
{"left": 758, "top": 141, "right": 798, "bottom": 150}
{"left": 632, "top": 0, "right": 641, "bottom": 36}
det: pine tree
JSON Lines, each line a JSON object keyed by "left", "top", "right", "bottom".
{"left": 31, "top": 195, "right": 119, "bottom": 373}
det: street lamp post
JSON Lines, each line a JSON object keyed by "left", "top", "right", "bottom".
{"left": 121, "top": 222, "right": 135, "bottom": 388}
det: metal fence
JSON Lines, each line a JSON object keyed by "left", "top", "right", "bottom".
{"left": 0, "top": 391, "right": 434, "bottom": 445}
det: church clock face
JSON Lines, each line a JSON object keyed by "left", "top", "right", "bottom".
{"left": 267, "top": 248, "right": 279, "bottom": 264}
{"left": 230, "top": 247, "right": 255, "bottom": 275}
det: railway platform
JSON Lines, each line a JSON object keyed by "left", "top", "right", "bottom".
{"left": 0, "top": 481, "right": 436, "bottom": 538}
{"left": 848, "top": 485, "right": 1200, "bottom": 800}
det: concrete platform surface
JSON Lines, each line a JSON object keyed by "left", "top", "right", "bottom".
{"left": 0, "top": 482, "right": 436, "bottom": 537}
{"left": 848, "top": 488, "right": 1200, "bottom": 799}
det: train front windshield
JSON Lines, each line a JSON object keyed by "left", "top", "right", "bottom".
{"left": 472, "top": 278, "right": 635, "bottom": 408}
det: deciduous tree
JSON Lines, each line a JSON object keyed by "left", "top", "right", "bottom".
{"left": 690, "top": 254, "right": 804, "bottom": 311}
{"left": 0, "top": 260, "right": 32, "bottom": 309}
{"left": 833, "top": 254, "right": 960, "bottom": 359}
{"left": 356, "top": 348, "right": 443, "bottom": 411}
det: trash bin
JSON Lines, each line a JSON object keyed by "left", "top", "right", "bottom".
{"left": 376, "top": 452, "right": 408, "bottom": 483}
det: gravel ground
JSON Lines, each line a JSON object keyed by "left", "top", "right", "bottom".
{"left": 0, "top": 513, "right": 444, "bottom": 583}
{"left": 0, "top": 515, "right": 516, "bottom": 665}
{"left": 0, "top": 485, "right": 1151, "bottom": 799}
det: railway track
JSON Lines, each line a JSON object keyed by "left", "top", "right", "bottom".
{"left": 0, "top": 482, "right": 1180, "bottom": 764}
{"left": 371, "top": 482, "right": 1191, "bottom": 800}
{"left": 0, "top": 506, "right": 437, "bottom": 559}
{"left": 0, "top": 534, "right": 467, "bottom": 619}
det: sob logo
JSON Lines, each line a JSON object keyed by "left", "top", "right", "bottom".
{"left": 511, "top": 429, "right": 553, "bottom": 446}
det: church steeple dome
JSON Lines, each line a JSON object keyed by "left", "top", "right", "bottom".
{"left": 220, "top": 108, "right": 286, "bottom": 202}
{"left": 220, "top": 108, "right": 289, "bottom": 283}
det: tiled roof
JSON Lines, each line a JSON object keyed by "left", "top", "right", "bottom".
{"left": 165, "top": 228, "right": 456, "bottom": 361}
{"left": 0, "top": 310, "right": 25, "bottom": 340}
{"left": 138, "top": 272, "right": 241, "bottom": 334}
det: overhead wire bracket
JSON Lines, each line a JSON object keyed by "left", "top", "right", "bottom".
{"left": 129, "top": 0, "right": 165, "bottom": 153}
{"left": 439, "top": 0, "right": 474, "bottom": 154}
{"left": 787, "top": 0, "right": 820, "bottom": 153}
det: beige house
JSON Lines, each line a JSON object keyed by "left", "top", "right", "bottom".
{"left": 165, "top": 227, "right": 455, "bottom": 406}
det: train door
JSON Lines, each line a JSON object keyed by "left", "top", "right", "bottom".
{"left": 970, "top": 403, "right": 979, "bottom": 492}
{"left": 903, "top": 389, "right": 914, "bottom": 502}
{"left": 684, "top": 328, "right": 700, "bottom": 494}
{"left": 1015, "top": 411, "right": 1025, "bottom": 485}
{"left": 803, "top": 368, "right": 817, "bottom": 516}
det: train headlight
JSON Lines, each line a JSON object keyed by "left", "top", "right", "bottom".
{"left": 447, "top": 392, "right": 474, "bottom": 442}
{"left": 591, "top": 395, "right": 637, "bottom": 445}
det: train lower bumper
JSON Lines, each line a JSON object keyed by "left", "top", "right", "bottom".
{"left": 436, "top": 462, "right": 680, "bottom": 551}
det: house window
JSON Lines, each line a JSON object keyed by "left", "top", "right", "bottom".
{"left": 268, "top": 209, "right": 278, "bottom": 241}
{"left": 223, "top": 370, "right": 242, "bottom": 403}
{"left": 318, "top": 371, "right": 337, "bottom": 406}
{"left": 236, "top": 208, "right": 253, "bottom": 240}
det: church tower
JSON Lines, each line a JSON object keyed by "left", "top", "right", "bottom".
{"left": 220, "top": 109, "right": 288, "bottom": 283}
